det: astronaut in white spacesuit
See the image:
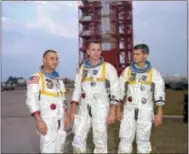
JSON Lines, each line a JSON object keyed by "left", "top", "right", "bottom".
{"left": 70, "top": 40, "right": 120, "bottom": 153}
{"left": 116, "top": 44, "right": 165, "bottom": 153}
{"left": 26, "top": 50, "right": 70, "bottom": 153}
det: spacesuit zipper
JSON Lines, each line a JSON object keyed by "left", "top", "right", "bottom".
{"left": 135, "top": 77, "right": 140, "bottom": 121}
{"left": 87, "top": 104, "right": 92, "bottom": 117}
{"left": 134, "top": 108, "right": 139, "bottom": 121}
{"left": 38, "top": 91, "right": 41, "bottom": 101}
{"left": 57, "top": 120, "right": 61, "bottom": 130}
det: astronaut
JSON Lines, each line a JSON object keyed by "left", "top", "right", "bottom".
{"left": 70, "top": 40, "right": 120, "bottom": 153}
{"left": 26, "top": 50, "right": 70, "bottom": 153}
{"left": 116, "top": 44, "right": 165, "bottom": 153}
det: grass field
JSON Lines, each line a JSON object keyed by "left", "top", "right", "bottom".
{"left": 163, "top": 89, "right": 187, "bottom": 115}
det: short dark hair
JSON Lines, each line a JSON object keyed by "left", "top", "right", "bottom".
{"left": 87, "top": 39, "right": 101, "bottom": 48}
{"left": 43, "top": 49, "right": 57, "bottom": 58}
{"left": 41, "top": 50, "right": 57, "bottom": 69}
{"left": 134, "top": 44, "right": 149, "bottom": 54}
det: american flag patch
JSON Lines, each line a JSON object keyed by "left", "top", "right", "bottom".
{"left": 27, "top": 75, "right": 40, "bottom": 84}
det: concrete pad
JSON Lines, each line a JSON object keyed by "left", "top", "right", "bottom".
{"left": 2, "top": 117, "right": 40, "bottom": 153}
{"left": 1, "top": 90, "right": 73, "bottom": 153}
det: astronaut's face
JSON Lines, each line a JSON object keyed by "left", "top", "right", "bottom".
{"left": 43, "top": 52, "right": 59, "bottom": 71}
{"left": 133, "top": 49, "right": 148, "bottom": 64}
{"left": 87, "top": 43, "right": 102, "bottom": 61}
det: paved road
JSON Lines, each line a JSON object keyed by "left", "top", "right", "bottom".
{"left": 1, "top": 90, "right": 74, "bottom": 153}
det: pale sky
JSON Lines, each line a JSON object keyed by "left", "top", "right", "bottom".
{"left": 2, "top": 1, "right": 188, "bottom": 82}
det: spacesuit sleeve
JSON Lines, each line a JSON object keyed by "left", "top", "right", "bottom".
{"left": 119, "top": 67, "right": 128, "bottom": 101}
{"left": 106, "top": 63, "right": 120, "bottom": 105}
{"left": 26, "top": 73, "right": 41, "bottom": 116}
{"left": 152, "top": 69, "right": 165, "bottom": 106}
{"left": 60, "top": 81, "right": 68, "bottom": 111}
{"left": 71, "top": 66, "right": 82, "bottom": 104}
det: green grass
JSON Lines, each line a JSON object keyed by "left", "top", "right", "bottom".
{"left": 163, "top": 89, "right": 187, "bottom": 115}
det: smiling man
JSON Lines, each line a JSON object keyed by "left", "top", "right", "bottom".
{"left": 70, "top": 40, "right": 120, "bottom": 153}
{"left": 26, "top": 49, "right": 70, "bottom": 153}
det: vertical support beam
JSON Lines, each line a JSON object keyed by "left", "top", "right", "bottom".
{"left": 78, "top": 0, "right": 134, "bottom": 75}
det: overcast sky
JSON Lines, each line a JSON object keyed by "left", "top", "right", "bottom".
{"left": 2, "top": 1, "right": 187, "bottom": 81}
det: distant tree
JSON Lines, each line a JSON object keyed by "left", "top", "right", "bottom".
{"left": 63, "top": 77, "right": 74, "bottom": 84}
{"left": 6, "top": 76, "right": 24, "bottom": 84}
{"left": 7, "top": 76, "right": 13, "bottom": 82}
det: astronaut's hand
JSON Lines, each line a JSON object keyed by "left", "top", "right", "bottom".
{"left": 107, "top": 105, "right": 116, "bottom": 124}
{"left": 70, "top": 111, "right": 75, "bottom": 125}
{"left": 107, "top": 112, "right": 116, "bottom": 125}
{"left": 64, "top": 112, "right": 70, "bottom": 129}
{"left": 36, "top": 120, "right": 48, "bottom": 136}
{"left": 115, "top": 105, "right": 122, "bottom": 121}
{"left": 71, "top": 102, "right": 77, "bottom": 125}
{"left": 153, "top": 113, "right": 163, "bottom": 127}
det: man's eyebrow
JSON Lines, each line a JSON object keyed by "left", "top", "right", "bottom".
{"left": 49, "top": 56, "right": 58, "bottom": 58}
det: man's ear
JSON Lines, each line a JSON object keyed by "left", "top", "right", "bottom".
{"left": 144, "top": 53, "right": 148, "bottom": 59}
{"left": 87, "top": 49, "right": 90, "bottom": 56}
{"left": 43, "top": 58, "right": 46, "bottom": 64}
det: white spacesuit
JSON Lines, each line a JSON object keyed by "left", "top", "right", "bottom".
{"left": 118, "top": 61, "right": 165, "bottom": 153}
{"left": 26, "top": 71, "right": 68, "bottom": 153}
{"left": 71, "top": 58, "right": 120, "bottom": 153}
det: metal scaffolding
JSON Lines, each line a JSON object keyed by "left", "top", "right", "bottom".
{"left": 78, "top": 0, "right": 133, "bottom": 75}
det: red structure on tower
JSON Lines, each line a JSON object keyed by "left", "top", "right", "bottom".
{"left": 78, "top": 0, "right": 133, "bottom": 75}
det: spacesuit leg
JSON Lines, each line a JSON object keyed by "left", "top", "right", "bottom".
{"left": 72, "top": 114, "right": 91, "bottom": 153}
{"left": 92, "top": 102, "right": 109, "bottom": 153}
{"left": 40, "top": 118, "right": 57, "bottom": 153}
{"left": 92, "top": 121, "right": 108, "bottom": 153}
{"left": 136, "top": 108, "right": 153, "bottom": 153}
{"left": 118, "top": 107, "right": 136, "bottom": 154}
{"left": 55, "top": 118, "right": 67, "bottom": 153}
